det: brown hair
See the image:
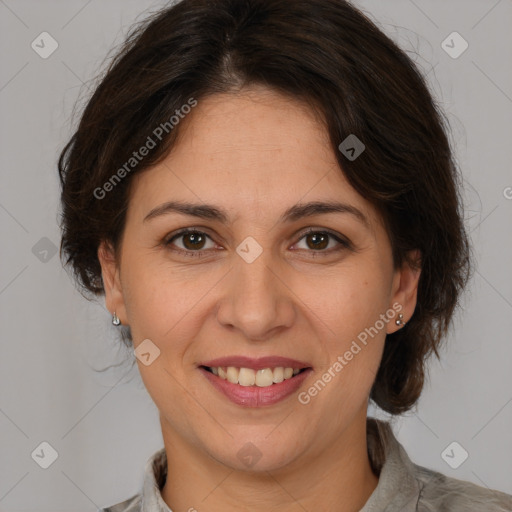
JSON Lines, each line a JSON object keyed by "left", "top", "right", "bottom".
{"left": 58, "top": 0, "right": 472, "bottom": 414}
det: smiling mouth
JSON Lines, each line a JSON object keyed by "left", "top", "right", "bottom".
{"left": 201, "top": 365, "right": 309, "bottom": 387}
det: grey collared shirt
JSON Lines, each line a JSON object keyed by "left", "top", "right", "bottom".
{"left": 98, "top": 417, "right": 512, "bottom": 511}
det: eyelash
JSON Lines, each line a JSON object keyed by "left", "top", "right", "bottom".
{"left": 163, "top": 227, "right": 352, "bottom": 258}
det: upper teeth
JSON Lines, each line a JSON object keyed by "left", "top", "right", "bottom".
{"left": 210, "top": 366, "right": 301, "bottom": 387}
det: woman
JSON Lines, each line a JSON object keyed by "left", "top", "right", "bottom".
{"left": 58, "top": 0, "right": 512, "bottom": 510}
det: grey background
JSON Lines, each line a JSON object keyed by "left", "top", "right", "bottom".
{"left": 0, "top": 0, "right": 511, "bottom": 510}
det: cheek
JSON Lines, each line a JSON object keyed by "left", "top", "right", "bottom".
{"left": 299, "top": 265, "right": 389, "bottom": 392}
{"left": 120, "top": 253, "right": 217, "bottom": 348}
{"left": 300, "top": 262, "right": 390, "bottom": 337}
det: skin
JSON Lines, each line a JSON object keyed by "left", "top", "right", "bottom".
{"left": 98, "top": 86, "right": 421, "bottom": 512}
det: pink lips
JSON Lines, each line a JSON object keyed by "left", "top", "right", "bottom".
{"left": 200, "top": 355, "right": 311, "bottom": 370}
{"left": 198, "top": 356, "right": 313, "bottom": 407}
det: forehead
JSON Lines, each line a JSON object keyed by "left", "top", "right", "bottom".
{"left": 127, "top": 87, "right": 380, "bottom": 234}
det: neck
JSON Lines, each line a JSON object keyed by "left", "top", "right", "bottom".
{"left": 160, "top": 411, "right": 379, "bottom": 512}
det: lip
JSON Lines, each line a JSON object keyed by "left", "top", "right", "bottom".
{"left": 199, "top": 356, "right": 312, "bottom": 371}
{"left": 200, "top": 366, "right": 313, "bottom": 407}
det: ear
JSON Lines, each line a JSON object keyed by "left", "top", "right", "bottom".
{"left": 387, "top": 249, "right": 421, "bottom": 334}
{"left": 98, "top": 240, "right": 128, "bottom": 325}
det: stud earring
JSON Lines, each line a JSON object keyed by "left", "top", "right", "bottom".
{"left": 112, "top": 311, "right": 121, "bottom": 326}
{"left": 395, "top": 313, "right": 406, "bottom": 327}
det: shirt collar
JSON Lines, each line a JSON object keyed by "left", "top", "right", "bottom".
{"left": 359, "top": 418, "right": 421, "bottom": 511}
{"left": 140, "top": 417, "right": 421, "bottom": 512}
{"left": 141, "top": 445, "right": 172, "bottom": 512}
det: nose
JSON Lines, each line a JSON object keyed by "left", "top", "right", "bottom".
{"left": 215, "top": 246, "right": 296, "bottom": 341}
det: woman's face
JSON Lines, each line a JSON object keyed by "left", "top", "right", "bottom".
{"left": 99, "top": 86, "right": 420, "bottom": 472}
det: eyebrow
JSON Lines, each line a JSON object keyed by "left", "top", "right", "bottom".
{"left": 143, "top": 200, "right": 370, "bottom": 229}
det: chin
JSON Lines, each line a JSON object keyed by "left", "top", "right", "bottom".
{"left": 206, "top": 432, "right": 304, "bottom": 473}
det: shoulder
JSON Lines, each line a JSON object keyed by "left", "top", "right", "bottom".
{"left": 97, "top": 493, "right": 141, "bottom": 512}
{"left": 96, "top": 447, "right": 167, "bottom": 512}
{"left": 365, "top": 418, "right": 511, "bottom": 512}
{"left": 414, "top": 463, "right": 512, "bottom": 511}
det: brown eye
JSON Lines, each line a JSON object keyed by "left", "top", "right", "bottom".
{"left": 165, "top": 229, "right": 216, "bottom": 256}
{"left": 294, "top": 229, "right": 351, "bottom": 255}
{"left": 304, "top": 232, "right": 329, "bottom": 250}
{"left": 181, "top": 231, "right": 207, "bottom": 250}
{"left": 164, "top": 227, "right": 351, "bottom": 259}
